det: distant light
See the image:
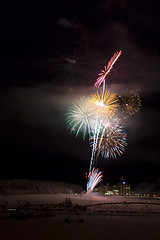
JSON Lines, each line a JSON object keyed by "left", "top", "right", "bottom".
{"left": 123, "top": 181, "right": 125, "bottom": 184}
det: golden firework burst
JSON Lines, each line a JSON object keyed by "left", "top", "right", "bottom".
{"left": 89, "top": 90, "right": 119, "bottom": 121}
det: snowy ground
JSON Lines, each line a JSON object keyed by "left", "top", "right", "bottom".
{"left": 0, "top": 193, "right": 131, "bottom": 205}
{"left": 0, "top": 214, "right": 160, "bottom": 240}
{"left": 1, "top": 192, "right": 160, "bottom": 206}
{"left": 0, "top": 193, "right": 160, "bottom": 240}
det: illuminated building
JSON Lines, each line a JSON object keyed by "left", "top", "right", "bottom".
{"left": 117, "top": 176, "right": 131, "bottom": 195}
{"left": 94, "top": 176, "right": 131, "bottom": 195}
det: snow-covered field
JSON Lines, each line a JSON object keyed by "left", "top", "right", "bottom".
{"left": 0, "top": 193, "right": 131, "bottom": 205}
{"left": 0, "top": 213, "right": 160, "bottom": 240}
{"left": 0, "top": 193, "right": 160, "bottom": 240}
{"left": 0, "top": 192, "right": 160, "bottom": 206}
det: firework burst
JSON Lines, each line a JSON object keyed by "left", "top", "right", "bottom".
{"left": 118, "top": 89, "right": 141, "bottom": 118}
{"left": 96, "top": 118, "right": 127, "bottom": 159}
{"left": 66, "top": 97, "right": 97, "bottom": 139}
{"left": 87, "top": 168, "right": 103, "bottom": 192}
{"left": 94, "top": 51, "right": 122, "bottom": 88}
{"left": 90, "top": 90, "right": 119, "bottom": 121}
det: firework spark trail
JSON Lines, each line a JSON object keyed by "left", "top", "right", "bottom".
{"left": 90, "top": 52, "right": 121, "bottom": 173}
{"left": 102, "top": 79, "right": 105, "bottom": 103}
{"left": 87, "top": 168, "right": 103, "bottom": 192}
{"left": 94, "top": 51, "right": 122, "bottom": 88}
{"left": 89, "top": 114, "right": 98, "bottom": 173}
{"left": 94, "top": 119, "right": 102, "bottom": 157}
{"left": 89, "top": 113, "right": 103, "bottom": 172}
{"left": 89, "top": 89, "right": 118, "bottom": 173}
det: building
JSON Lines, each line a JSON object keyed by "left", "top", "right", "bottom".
{"left": 116, "top": 181, "right": 131, "bottom": 195}
{"left": 94, "top": 176, "right": 131, "bottom": 195}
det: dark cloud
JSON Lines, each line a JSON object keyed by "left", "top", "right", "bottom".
{"left": 135, "top": 178, "right": 160, "bottom": 193}
{"left": 56, "top": 18, "right": 82, "bottom": 29}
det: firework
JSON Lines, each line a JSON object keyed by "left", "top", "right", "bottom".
{"left": 90, "top": 90, "right": 119, "bottom": 121}
{"left": 89, "top": 113, "right": 103, "bottom": 172}
{"left": 66, "top": 97, "right": 97, "bottom": 139}
{"left": 118, "top": 89, "right": 141, "bottom": 118}
{"left": 88, "top": 89, "right": 119, "bottom": 170}
{"left": 64, "top": 50, "right": 137, "bottom": 193}
{"left": 87, "top": 168, "right": 103, "bottom": 192}
{"left": 96, "top": 118, "right": 127, "bottom": 159}
{"left": 94, "top": 51, "right": 122, "bottom": 88}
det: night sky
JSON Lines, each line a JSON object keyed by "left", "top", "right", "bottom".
{"left": 0, "top": 0, "right": 160, "bottom": 191}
